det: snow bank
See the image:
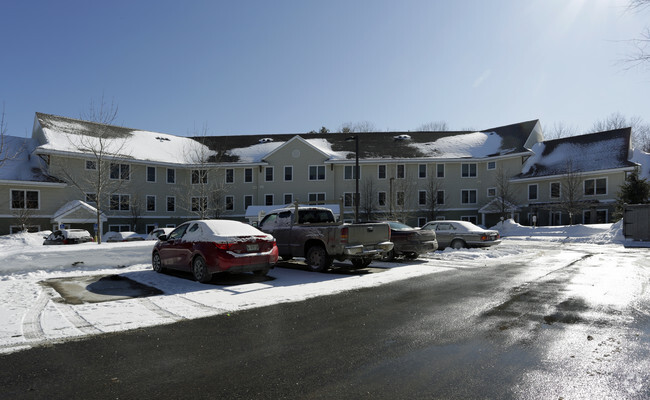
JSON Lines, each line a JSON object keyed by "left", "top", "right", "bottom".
{"left": 491, "top": 219, "right": 624, "bottom": 244}
{"left": 409, "top": 131, "right": 503, "bottom": 158}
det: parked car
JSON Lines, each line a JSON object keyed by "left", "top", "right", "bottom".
{"left": 145, "top": 227, "right": 174, "bottom": 240}
{"left": 421, "top": 220, "right": 501, "bottom": 249}
{"left": 378, "top": 221, "right": 438, "bottom": 261}
{"left": 102, "top": 231, "right": 145, "bottom": 242}
{"left": 152, "top": 220, "right": 279, "bottom": 283}
{"left": 43, "top": 229, "right": 94, "bottom": 245}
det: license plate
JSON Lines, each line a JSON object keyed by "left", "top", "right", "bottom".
{"left": 246, "top": 244, "right": 259, "bottom": 252}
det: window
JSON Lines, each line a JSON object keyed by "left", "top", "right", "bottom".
{"left": 584, "top": 209, "right": 608, "bottom": 224}
{"left": 344, "top": 165, "right": 359, "bottom": 180}
{"left": 417, "top": 217, "right": 427, "bottom": 227}
{"left": 109, "top": 224, "right": 131, "bottom": 232}
{"left": 528, "top": 184, "right": 538, "bottom": 200}
{"left": 191, "top": 196, "right": 207, "bottom": 212}
{"left": 85, "top": 193, "right": 97, "bottom": 204}
{"left": 225, "top": 196, "right": 234, "bottom": 211}
{"left": 85, "top": 160, "right": 96, "bottom": 170}
{"left": 437, "top": 164, "right": 445, "bottom": 178}
{"left": 461, "top": 163, "right": 477, "bottom": 178}
{"left": 436, "top": 190, "right": 445, "bottom": 205}
{"left": 378, "top": 165, "right": 386, "bottom": 179}
{"left": 265, "top": 194, "right": 274, "bottom": 206}
{"left": 110, "top": 163, "right": 130, "bottom": 180}
{"left": 487, "top": 161, "right": 496, "bottom": 170}
{"left": 397, "top": 191, "right": 405, "bottom": 206}
{"left": 147, "top": 166, "right": 156, "bottom": 182}
{"left": 461, "top": 216, "right": 478, "bottom": 224}
{"left": 191, "top": 169, "right": 207, "bottom": 184}
{"left": 378, "top": 192, "right": 387, "bottom": 206}
{"left": 244, "top": 168, "right": 253, "bottom": 183}
{"left": 308, "top": 193, "right": 325, "bottom": 204}
{"left": 265, "top": 167, "right": 274, "bottom": 182}
{"left": 487, "top": 187, "right": 496, "bottom": 197}
{"left": 344, "top": 192, "right": 356, "bottom": 207}
{"left": 225, "top": 169, "right": 234, "bottom": 184}
{"left": 550, "top": 182, "right": 561, "bottom": 199}
{"left": 418, "top": 190, "right": 427, "bottom": 205}
{"left": 167, "top": 168, "right": 176, "bottom": 184}
{"left": 418, "top": 164, "right": 427, "bottom": 179}
{"left": 285, "top": 166, "right": 294, "bottom": 181}
{"left": 244, "top": 195, "right": 253, "bottom": 210}
{"left": 461, "top": 189, "right": 477, "bottom": 204}
{"left": 110, "top": 194, "right": 130, "bottom": 211}
{"left": 284, "top": 193, "right": 294, "bottom": 204}
{"left": 167, "top": 196, "right": 175, "bottom": 212}
{"left": 11, "top": 190, "right": 39, "bottom": 209}
{"left": 146, "top": 195, "right": 156, "bottom": 212}
{"left": 309, "top": 165, "right": 325, "bottom": 181}
{"left": 584, "top": 178, "right": 607, "bottom": 196}
{"left": 397, "top": 164, "right": 405, "bottom": 179}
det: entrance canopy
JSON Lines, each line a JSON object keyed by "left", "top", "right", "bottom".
{"left": 51, "top": 200, "right": 107, "bottom": 228}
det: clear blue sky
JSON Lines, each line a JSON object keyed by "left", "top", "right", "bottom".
{"left": 1, "top": 0, "right": 648, "bottom": 137}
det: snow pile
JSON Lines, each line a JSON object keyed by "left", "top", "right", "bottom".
{"left": 0, "top": 230, "right": 51, "bottom": 248}
{"left": 491, "top": 219, "right": 624, "bottom": 244}
{"left": 410, "top": 131, "right": 503, "bottom": 158}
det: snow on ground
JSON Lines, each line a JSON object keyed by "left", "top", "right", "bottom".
{"left": 0, "top": 221, "right": 633, "bottom": 354}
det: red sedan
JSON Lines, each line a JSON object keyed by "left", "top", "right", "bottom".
{"left": 152, "top": 220, "right": 279, "bottom": 283}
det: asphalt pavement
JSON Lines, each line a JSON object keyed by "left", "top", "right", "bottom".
{"left": 2, "top": 244, "right": 650, "bottom": 399}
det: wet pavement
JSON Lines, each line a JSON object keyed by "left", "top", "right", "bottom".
{"left": 1, "top": 241, "right": 649, "bottom": 399}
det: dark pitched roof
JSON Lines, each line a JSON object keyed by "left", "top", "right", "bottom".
{"left": 195, "top": 119, "right": 540, "bottom": 163}
{"left": 516, "top": 128, "right": 636, "bottom": 179}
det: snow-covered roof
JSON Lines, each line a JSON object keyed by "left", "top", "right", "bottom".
{"left": 34, "top": 113, "right": 215, "bottom": 165}
{"left": 0, "top": 135, "right": 64, "bottom": 183}
{"left": 198, "top": 120, "right": 541, "bottom": 163}
{"left": 52, "top": 200, "right": 106, "bottom": 222}
{"left": 517, "top": 128, "right": 637, "bottom": 179}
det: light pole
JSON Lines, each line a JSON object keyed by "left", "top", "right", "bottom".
{"left": 346, "top": 135, "right": 360, "bottom": 223}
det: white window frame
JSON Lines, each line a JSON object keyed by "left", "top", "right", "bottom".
{"left": 146, "top": 166, "right": 156, "bottom": 183}
{"left": 85, "top": 160, "right": 97, "bottom": 170}
{"left": 264, "top": 194, "right": 274, "bottom": 206}
{"left": 265, "top": 167, "right": 274, "bottom": 182}
{"left": 284, "top": 166, "right": 294, "bottom": 182}
{"left": 166, "top": 196, "right": 176, "bottom": 212}
{"left": 110, "top": 163, "right": 130, "bottom": 181}
{"left": 308, "top": 192, "right": 326, "bottom": 204}
{"left": 225, "top": 195, "right": 234, "bottom": 211}
{"left": 309, "top": 165, "right": 325, "bottom": 181}
{"left": 418, "top": 164, "right": 427, "bottom": 179}
{"left": 244, "top": 168, "right": 253, "bottom": 183}
{"left": 487, "top": 187, "right": 496, "bottom": 197}
{"left": 378, "top": 191, "right": 387, "bottom": 207}
{"left": 378, "top": 165, "right": 387, "bottom": 180}
{"left": 167, "top": 168, "right": 176, "bottom": 184}
{"left": 344, "top": 165, "right": 360, "bottom": 180}
{"left": 550, "top": 182, "right": 561, "bottom": 199}
{"left": 146, "top": 195, "right": 156, "bottom": 212}
{"left": 110, "top": 194, "right": 130, "bottom": 211}
{"left": 584, "top": 177, "right": 607, "bottom": 196}
{"left": 436, "top": 190, "right": 445, "bottom": 205}
{"left": 283, "top": 193, "right": 294, "bottom": 204}
{"left": 461, "top": 189, "right": 477, "bottom": 204}
{"left": 436, "top": 164, "right": 445, "bottom": 178}
{"left": 487, "top": 161, "right": 496, "bottom": 170}
{"left": 418, "top": 190, "right": 427, "bottom": 206}
{"left": 191, "top": 196, "right": 208, "bottom": 212}
{"left": 461, "top": 163, "right": 477, "bottom": 178}
{"left": 244, "top": 195, "right": 253, "bottom": 210}
{"left": 10, "top": 189, "right": 40, "bottom": 210}
{"left": 225, "top": 168, "right": 234, "bottom": 184}
{"left": 191, "top": 169, "right": 208, "bottom": 185}
{"left": 397, "top": 164, "right": 406, "bottom": 179}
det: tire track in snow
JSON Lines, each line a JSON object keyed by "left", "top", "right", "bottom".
{"left": 138, "top": 297, "right": 186, "bottom": 322}
{"left": 22, "top": 288, "right": 51, "bottom": 341}
{"left": 52, "top": 302, "right": 103, "bottom": 335}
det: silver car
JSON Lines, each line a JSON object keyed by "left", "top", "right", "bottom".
{"left": 421, "top": 221, "right": 501, "bottom": 250}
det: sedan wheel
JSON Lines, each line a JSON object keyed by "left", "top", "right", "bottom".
{"left": 152, "top": 252, "right": 164, "bottom": 273}
{"left": 192, "top": 256, "right": 212, "bottom": 283}
{"left": 451, "top": 239, "right": 466, "bottom": 250}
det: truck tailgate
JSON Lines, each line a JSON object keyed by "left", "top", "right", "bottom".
{"left": 346, "top": 223, "right": 391, "bottom": 245}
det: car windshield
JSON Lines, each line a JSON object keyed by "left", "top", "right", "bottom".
{"left": 388, "top": 221, "right": 413, "bottom": 230}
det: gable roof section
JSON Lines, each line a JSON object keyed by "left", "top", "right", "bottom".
{"left": 196, "top": 120, "right": 541, "bottom": 163}
{"left": 33, "top": 113, "right": 214, "bottom": 165}
{"left": 516, "top": 128, "right": 637, "bottom": 179}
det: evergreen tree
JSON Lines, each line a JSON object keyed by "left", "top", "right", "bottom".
{"left": 614, "top": 168, "right": 650, "bottom": 220}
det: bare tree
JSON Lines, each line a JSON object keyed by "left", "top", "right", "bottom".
{"left": 494, "top": 166, "right": 517, "bottom": 220}
{"left": 625, "top": 0, "right": 650, "bottom": 68}
{"left": 0, "top": 103, "right": 23, "bottom": 170}
{"left": 179, "top": 124, "right": 222, "bottom": 219}
{"left": 339, "top": 121, "right": 376, "bottom": 133}
{"left": 388, "top": 175, "right": 416, "bottom": 223}
{"left": 56, "top": 96, "right": 128, "bottom": 244}
{"left": 424, "top": 174, "right": 445, "bottom": 221}
{"left": 360, "top": 177, "right": 378, "bottom": 221}
{"left": 557, "top": 160, "right": 585, "bottom": 225}
{"left": 414, "top": 121, "right": 449, "bottom": 132}
{"left": 591, "top": 112, "right": 650, "bottom": 151}
{"left": 544, "top": 122, "right": 579, "bottom": 140}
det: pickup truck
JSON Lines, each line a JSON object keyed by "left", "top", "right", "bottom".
{"left": 258, "top": 205, "right": 394, "bottom": 272}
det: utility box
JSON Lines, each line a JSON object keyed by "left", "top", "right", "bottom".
{"left": 623, "top": 204, "right": 650, "bottom": 241}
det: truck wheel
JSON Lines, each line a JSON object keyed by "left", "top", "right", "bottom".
{"left": 381, "top": 249, "right": 396, "bottom": 262}
{"left": 305, "top": 246, "right": 332, "bottom": 272}
{"left": 351, "top": 258, "right": 372, "bottom": 268}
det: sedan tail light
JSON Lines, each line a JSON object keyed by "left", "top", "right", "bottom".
{"left": 214, "top": 242, "right": 231, "bottom": 251}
